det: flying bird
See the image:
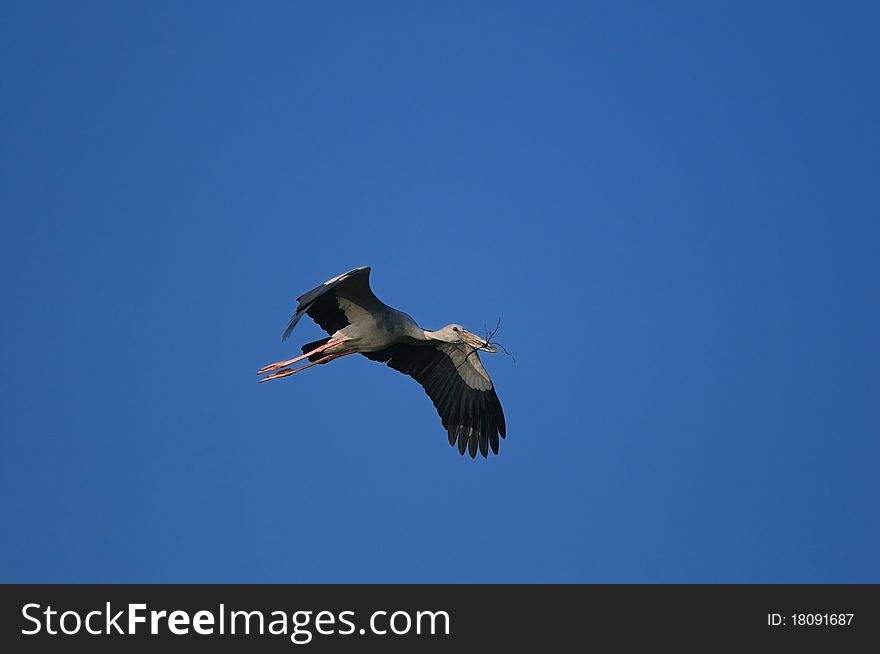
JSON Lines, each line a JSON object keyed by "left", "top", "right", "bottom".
{"left": 257, "top": 266, "right": 506, "bottom": 458}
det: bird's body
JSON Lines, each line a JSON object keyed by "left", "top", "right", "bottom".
{"left": 258, "top": 266, "right": 506, "bottom": 458}
{"left": 323, "top": 304, "right": 422, "bottom": 354}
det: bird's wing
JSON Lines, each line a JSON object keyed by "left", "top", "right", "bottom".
{"left": 363, "top": 342, "right": 506, "bottom": 458}
{"left": 282, "top": 266, "right": 384, "bottom": 341}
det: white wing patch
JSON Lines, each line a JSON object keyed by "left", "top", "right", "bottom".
{"left": 336, "top": 296, "right": 373, "bottom": 325}
{"left": 439, "top": 344, "right": 493, "bottom": 391}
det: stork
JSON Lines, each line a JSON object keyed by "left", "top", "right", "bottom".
{"left": 257, "top": 266, "right": 506, "bottom": 458}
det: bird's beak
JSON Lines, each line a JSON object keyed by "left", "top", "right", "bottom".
{"left": 462, "top": 329, "right": 497, "bottom": 353}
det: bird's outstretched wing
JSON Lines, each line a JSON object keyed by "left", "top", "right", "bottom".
{"left": 282, "top": 266, "right": 385, "bottom": 341}
{"left": 363, "top": 342, "right": 506, "bottom": 458}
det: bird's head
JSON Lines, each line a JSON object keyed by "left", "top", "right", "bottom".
{"left": 435, "top": 324, "right": 497, "bottom": 353}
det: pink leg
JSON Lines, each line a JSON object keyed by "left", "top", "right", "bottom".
{"left": 257, "top": 337, "right": 349, "bottom": 375}
{"left": 258, "top": 350, "right": 356, "bottom": 383}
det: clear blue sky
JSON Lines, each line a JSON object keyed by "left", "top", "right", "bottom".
{"left": 1, "top": 2, "right": 878, "bottom": 583}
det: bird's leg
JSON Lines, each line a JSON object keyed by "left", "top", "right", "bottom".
{"left": 257, "top": 337, "right": 349, "bottom": 375}
{"left": 258, "top": 350, "right": 356, "bottom": 383}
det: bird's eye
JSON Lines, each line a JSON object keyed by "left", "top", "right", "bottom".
{"left": 452, "top": 327, "right": 458, "bottom": 332}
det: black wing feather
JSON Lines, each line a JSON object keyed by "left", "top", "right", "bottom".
{"left": 304, "top": 292, "right": 349, "bottom": 336}
{"left": 363, "top": 343, "right": 506, "bottom": 459}
{"left": 458, "top": 427, "right": 469, "bottom": 455}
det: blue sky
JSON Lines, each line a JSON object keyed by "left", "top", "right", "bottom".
{"left": 1, "top": 2, "right": 878, "bottom": 582}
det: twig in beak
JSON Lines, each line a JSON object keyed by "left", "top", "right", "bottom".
{"left": 482, "top": 317, "right": 515, "bottom": 362}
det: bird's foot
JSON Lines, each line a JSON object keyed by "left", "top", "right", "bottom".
{"left": 258, "top": 367, "right": 296, "bottom": 383}
{"left": 257, "top": 360, "right": 292, "bottom": 375}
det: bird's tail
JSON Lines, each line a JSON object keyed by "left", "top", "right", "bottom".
{"left": 301, "top": 337, "right": 331, "bottom": 362}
